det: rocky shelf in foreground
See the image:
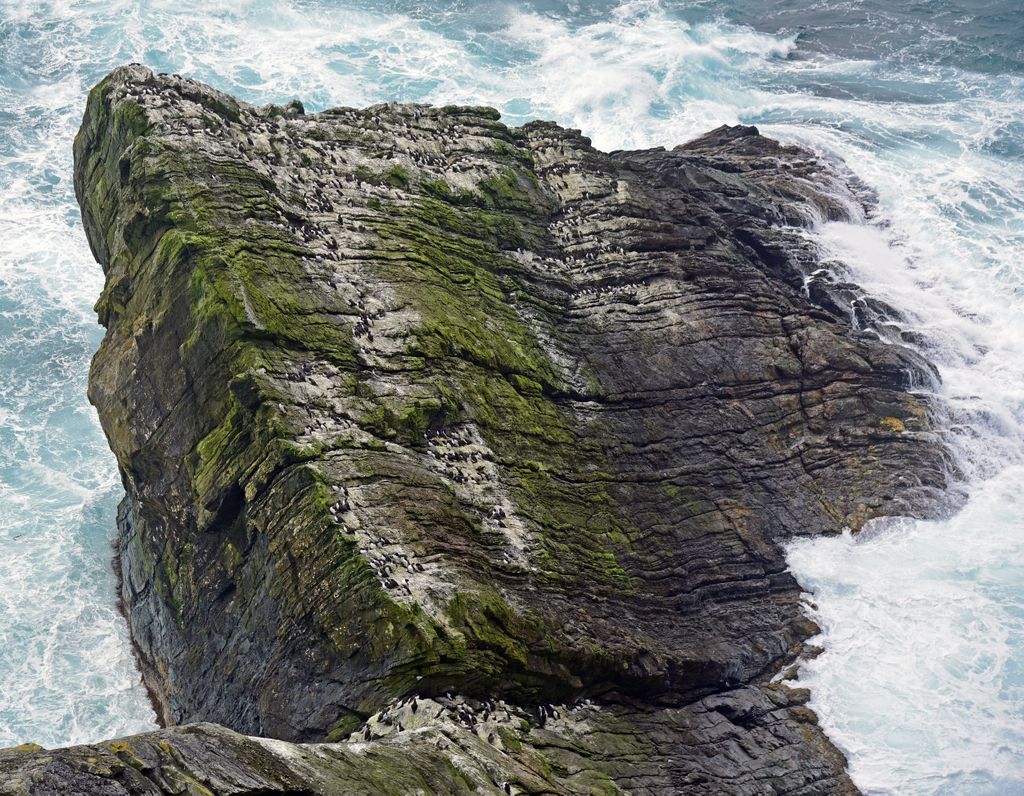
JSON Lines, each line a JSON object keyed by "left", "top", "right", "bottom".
{"left": 1, "top": 64, "right": 955, "bottom": 794}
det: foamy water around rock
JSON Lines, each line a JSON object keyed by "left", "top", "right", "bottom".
{"left": 0, "top": 2, "right": 1020, "bottom": 792}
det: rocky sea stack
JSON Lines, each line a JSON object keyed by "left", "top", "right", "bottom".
{"left": 1, "top": 64, "right": 953, "bottom": 794}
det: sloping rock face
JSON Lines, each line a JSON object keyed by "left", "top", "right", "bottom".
{"left": 0, "top": 690, "right": 842, "bottom": 795}
{"left": 37, "top": 63, "right": 954, "bottom": 793}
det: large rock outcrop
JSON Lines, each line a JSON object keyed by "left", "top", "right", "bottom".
{"left": 1, "top": 64, "right": 954, "bottom": 793}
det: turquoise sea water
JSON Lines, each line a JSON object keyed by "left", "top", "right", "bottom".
{"left": 0, "top": 2, "right": 1021, "bottom": 792}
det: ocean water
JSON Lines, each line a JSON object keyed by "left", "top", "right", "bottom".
{"left": 0, "top": 1, "right": 1020, "bottom": 791}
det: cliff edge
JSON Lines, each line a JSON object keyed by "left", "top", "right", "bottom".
{"left": 1, "top": 64, "right": 954, "bottom": 794}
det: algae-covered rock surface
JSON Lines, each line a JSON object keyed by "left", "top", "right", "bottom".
{"left": 0, "top": 63, "right": 955, "bottom": 793}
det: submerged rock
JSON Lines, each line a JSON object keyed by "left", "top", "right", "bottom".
{"left": 0, "top": 63, "right": 955, "bottom": 793}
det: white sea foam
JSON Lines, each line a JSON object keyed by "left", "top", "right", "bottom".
{"left": 0, "top": 1, "right": 159, "bottom": 748}
{"left": 788, "top": 469, "right": 1024, "bottom": 794}
{"left": 487, "top": 2, "right": 795, "bottom": 149}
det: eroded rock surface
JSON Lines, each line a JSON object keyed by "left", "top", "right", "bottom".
{"left": 0, "top": 688, "right": 853, "bottom": 795}
{"left": 3, "top": 679, "right": 858, "bottom": 794}
{"left": 4, "top": 63, "right": 956, "bottom": 793}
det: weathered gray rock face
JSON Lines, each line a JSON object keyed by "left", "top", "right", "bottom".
{"left": 0, "top": 687, "right": 846, "bottom": 795}
{"left": 4, "top": 62, "right": 955, "bottom": 793}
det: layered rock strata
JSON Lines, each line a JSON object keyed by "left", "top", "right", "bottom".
{"left": 0, "top": 688, "right": 845, "bottom": 795}
{"left": 2, "top": 63, "right": 955, "bottom": 794}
